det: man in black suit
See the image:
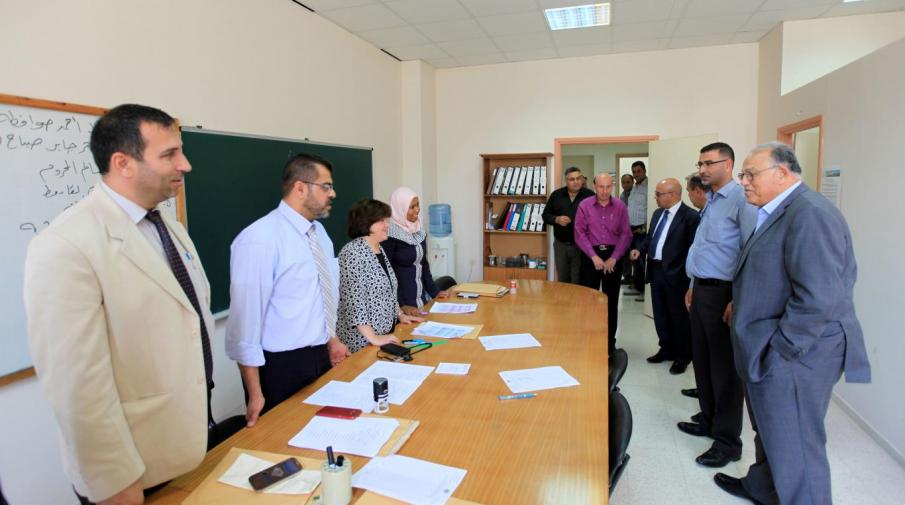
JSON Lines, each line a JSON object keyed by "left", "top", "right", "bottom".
{"left": 630, "top": 178, "right": 700, "bottom": 374}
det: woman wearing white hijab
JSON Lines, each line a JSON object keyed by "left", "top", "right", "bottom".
{"left": 381, "top": 187, "right": 449, "bottom": 316}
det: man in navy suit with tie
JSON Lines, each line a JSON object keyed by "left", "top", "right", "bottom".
{"left": 631, "top": 178, "right": 700, "bottom": 374}
{"left": 714, "top": 142, "right": 871, "bottom": 505}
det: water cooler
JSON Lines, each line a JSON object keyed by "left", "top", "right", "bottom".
{"left": 427, "top": 204, "right": 456, "bottom": 279}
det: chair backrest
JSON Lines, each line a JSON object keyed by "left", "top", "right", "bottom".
{"left": 609, "top": 390, "right": 633, "bottom": 493}
{"left": 208, "top": 415, "right": 247, "bottom": 450}
{"left": 608, "top": 348, "right": 628, "bottom": 392}
{"left": 434, "top": 276, "right": 457, "bottom": 291}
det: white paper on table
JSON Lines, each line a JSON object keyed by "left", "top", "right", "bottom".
{"left": 411, "top": 321, "right": 474, "bottom": 338}
{"left": 435, "top": 363, "right": 471, "bottom": 375}
{"left": 429, "top": 302, "right": 477, "bottom": 314}
{"left": 217, "top": 453, "right": 321, "bottom": 494}
{"left": 288, "top": 416, "right": 399, "bottom": 457}
{"left": 350, "top": 375, "right": 421, "bottom": 405}
{"left": 302, "top": 380, "right": 374, "bottom": 413}
{"left": 354, "top": 360, "right": 435, "bottom": 383}
{"left": 351, "top": 455, "right": 467, "bottom": 505}
{"left": 498, "top": 366, "right": 580, "bottom": 393}
{"left": 478, "top": 333, "right": 541, "bottom": 351}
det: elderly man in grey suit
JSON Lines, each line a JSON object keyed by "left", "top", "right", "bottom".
{"left": 713, "top": 143, "right": 871, "bottom": 505}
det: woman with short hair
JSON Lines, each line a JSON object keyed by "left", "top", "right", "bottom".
{"left": 337, "top": 198, "right": 424, "bottom": 354}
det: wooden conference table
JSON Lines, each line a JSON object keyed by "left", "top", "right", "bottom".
{"left": 149, "top": 280, "right": 610, "bottom": 505}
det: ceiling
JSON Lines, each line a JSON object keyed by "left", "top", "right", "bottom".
{"left": 299, "top": 0, "right": 905, "bottom": 68}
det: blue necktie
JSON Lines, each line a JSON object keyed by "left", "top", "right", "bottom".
{"left": 649, "top": 210, "right": 669, "bottom": 260}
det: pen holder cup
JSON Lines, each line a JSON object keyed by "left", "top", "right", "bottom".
{"left": 320, "top": 459, "right": 352, "bottom": 505}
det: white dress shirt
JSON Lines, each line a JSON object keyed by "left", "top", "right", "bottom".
{"left": 225, "top": 201, "right": 339, "bottom": 367}
{"left": 651, "top": 200, "right": 683, "bottom": 260}
{"left": 99, "top": 181, "right": 206, "bottom": 292}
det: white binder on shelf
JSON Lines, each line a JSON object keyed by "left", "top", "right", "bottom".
{"left": 501, "top": 167, "right": 515, "bottom": 195}
{"left": 531, "top": 167, "right": 541, "bottom": 194}
{"left": 491, "top": 167, "right": 506, "bottom": 194}
{"left": 508, "top": 167, "right": 522, "bottom": 195}
{"left": 521, "top": 203, "right": 534, "bottom": 231}
{"left": 523, "top": 167, "right": 533, "bottom": 195}
{"left": 517, "top": 166, "right": 529, "bottom": 195}
{"left": 532, "top": 204, "right": 545, "bottom": 232}
{"left": 539, "top": 166, "right": 547, "bottom": 195}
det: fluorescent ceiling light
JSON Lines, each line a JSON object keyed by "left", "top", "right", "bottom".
{"left": 544, "top": 3, "right": 611, "bottom": 31}
{"left": 842, "top": 0, "right": 865, "bottom": 3}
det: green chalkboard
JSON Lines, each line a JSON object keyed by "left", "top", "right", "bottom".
{"left": 181, "top": 128, "right": 373, "bottom": 314}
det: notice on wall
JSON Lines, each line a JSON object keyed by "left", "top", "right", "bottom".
{"left": 821, "top": 167, "right": 842, "bottom": 208}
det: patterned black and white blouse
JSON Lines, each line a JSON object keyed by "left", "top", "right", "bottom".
{"left": 337, "top": 237, "right": 400, "bottom": 354}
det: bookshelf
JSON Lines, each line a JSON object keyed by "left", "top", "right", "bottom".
{"left": 481, "top": 152, "right": 553, "bottom": 281}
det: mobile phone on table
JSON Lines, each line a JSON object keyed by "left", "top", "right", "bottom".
{"left": 315, "top": 405, "right": 362, "bottom": 419}
{"left": 248, "top": 457, "right": 302, "bottom": 491}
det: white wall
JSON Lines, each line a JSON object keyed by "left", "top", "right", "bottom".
{"left": 0, "top": 1, "right": 402, "bottom": 503}
{"left": 435, "top": 44, "right": 759, "bottom": 280}
{"left": 781, "top": 11, "right": 905, "bottom": 94}
{"left": 758, "top": 21, "right": 905, "bottom": 465}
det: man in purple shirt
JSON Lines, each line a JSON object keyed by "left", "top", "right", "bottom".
{"left": 574, "top": 173, "right": 633, "bottom": 352}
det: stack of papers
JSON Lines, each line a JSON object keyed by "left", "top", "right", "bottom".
{"left": 352, "top": 455, "right": 467, "bottom": 505}
{"left": 499, "top": 366, "right": 580, "bottom": 393}
{"left": 288, "top": 416, "right": 399, "bottom": 457}
{"left": 412, "top": 321, "right": 475, "bottom": 338}
{"left": 453, "top": 282, "right": 509, "bottom": 297}
{"left": 429, "top": 302, "right": 477, "bottom": 314}
{"left": 478, "top": 333, "right": 541, "bottom": 351}
{"left": 218, "top": 453, "right": 321, "bottom": 494}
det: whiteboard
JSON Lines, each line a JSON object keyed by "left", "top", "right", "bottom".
{"left": 1, "top": 98, "right": 177, "bottom": 378}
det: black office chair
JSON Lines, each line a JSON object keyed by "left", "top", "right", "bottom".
{"left": 609, "top": 391, "right": 633, "bottom": 494}
{"left": 434, "top": 275, "right": 457, "bottom": 291}
{"left": 608, "top": 348, "right": 628, "bottom": 392}
{"left": 207, "top": 415, "right": 247, "bottom": 450}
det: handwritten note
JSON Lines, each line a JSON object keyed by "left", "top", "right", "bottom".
{"left": 288, "top": 416, "right": 399, "bottom": 457}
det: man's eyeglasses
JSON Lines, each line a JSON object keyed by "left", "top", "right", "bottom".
{"left": 301, "top": 180, "right": 335, "bottom": 192}
{"left": 694, "top": 159, "right": 728, "bottom": 169}
{"left": 737, "top": 165, "right": 779, "bottom": 182}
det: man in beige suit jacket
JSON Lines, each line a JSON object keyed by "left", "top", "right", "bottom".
{"left": 24, "top": 104, "right": 214, "bottom": 504}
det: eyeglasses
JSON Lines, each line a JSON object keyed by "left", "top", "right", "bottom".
{"left": 654, "top": 191, "right": 675, "bottom": 197}
{"left": 737, "top": 165, "right": 779, "bottom": 182}
{"left": 694, "top": 159, "right": 728, "bottom": 169}
{"left": 301, "top": 180, "right": 335, "bottom": 192}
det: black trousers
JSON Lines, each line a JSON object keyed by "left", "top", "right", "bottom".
{"left": 689, "top": 282, "right": 743, "bottom": 456}
{"left": 648, "top": 262, "right": 692, "bottom": 361}
{"left": 630, "top": 226, "right": 646, "bottom": 293}
{"left": 250, "top": 344, "right": 332, "bottom": 417}
{"left": 579, "top": 248, "right": 623, "bottom": 352}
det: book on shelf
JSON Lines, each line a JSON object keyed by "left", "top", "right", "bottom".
{"left": 539, "top": 166, "right": 547, "bottom": 194}
{"left": 515, "top": 166, "right": 527, "bottom": 194}
{"left": 486, "top": 167, "right": 498, "bottom": 194}
{"left": 501, "top": 167, "right": 515, "bottom": 194}
{"left": 531, "top": 166, "right": 541, "bottom": 194}
{"left": 491, "top": 167, "right": 506, "bottom": 194}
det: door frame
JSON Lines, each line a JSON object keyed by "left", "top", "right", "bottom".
{"left": 777, "top": 115, "right": 823, "bottom": 190}
{"left": 551, "top": 136, "right": 659, "bottom": 281}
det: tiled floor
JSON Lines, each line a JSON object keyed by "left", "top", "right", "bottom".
{"left": 609, "top": 288, "right": 905, "bottom": 504}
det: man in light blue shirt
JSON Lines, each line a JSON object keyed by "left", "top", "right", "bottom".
{"left": 678, "top": 142, "right": 757, "bottom": 469}
{"left": 225, "top": 153, "right": 350, "bottom": 427}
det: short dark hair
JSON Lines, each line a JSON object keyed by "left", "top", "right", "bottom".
{"left": 347, "top": 198, "right": 391, "bottom": 239}
{"left": 631, "top": 160, "right": 646, "bottom": 172}
{"left": 700, "top": 142, "right": 735, "bottom": 162}
{"left": 564, "top": 166, "right": 582, "bottom": 178}
{"left": 621, "top": 173, "right": 634, "bottom": 182}
{"left": 90, "top": 104, "right": 177, "bottom": 174}
{"left": 687, "top": 173, "right": 709, "bottom": 192}
{"left": 281, "top": 153, "right": 333, "bottom": 196}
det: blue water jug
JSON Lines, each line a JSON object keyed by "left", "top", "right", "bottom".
{"left": 428, "top": 204, "right": 452, "bottom": 237}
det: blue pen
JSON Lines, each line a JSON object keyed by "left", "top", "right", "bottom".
{"left": 498, "top": 393, "right": 536, "bottom": 400}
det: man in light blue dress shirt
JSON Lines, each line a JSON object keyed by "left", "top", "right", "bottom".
{"left": 679, "top": 142, "right": 757, "bottom": 469}
{"left": 225, "top": 153, "right": 350, "bottom": 427}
